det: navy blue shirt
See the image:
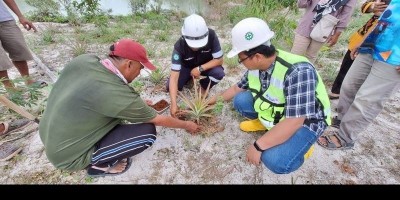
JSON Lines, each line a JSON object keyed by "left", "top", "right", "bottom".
{"left": 171, "top": 28, "right": 223, "bottom": 71}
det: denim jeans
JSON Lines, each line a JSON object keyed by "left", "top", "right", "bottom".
{"left": 233, "top": 91, "right": 258, "bottom": 119}
{"left": 261, "top": 126, "right": 316, "bottom": 174}
{"left": 233, "top": 91, "right": 317, "bottom": 174}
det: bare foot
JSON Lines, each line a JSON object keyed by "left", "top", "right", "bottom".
{"left": 91, "top": 159, "right": 128, "bottom": 174}
{"left": 318, "top": 134, "right": 342, "bottom": 148}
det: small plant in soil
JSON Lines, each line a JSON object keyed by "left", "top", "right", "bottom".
{"left": 213, "top": 96, "right": 224, "bottom": 115}
{"left": 178, "top": 78, "right": 215, "bottom": 124}
{"left": 149, "top": 66, "right": 168, "bottom": 85}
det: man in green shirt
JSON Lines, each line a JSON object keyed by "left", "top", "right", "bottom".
{"left": 39, "top": 39, "right": 198, "bottom": 177}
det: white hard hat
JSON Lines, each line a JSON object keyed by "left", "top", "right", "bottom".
{"left": 181, "top": 14, "right": 209, "bottom": 48}
{"left": 227, "top": 18, "right": 275, "bottom": 58}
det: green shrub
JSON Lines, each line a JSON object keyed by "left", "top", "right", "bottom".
{"left": 25, "top": 0, "right": 62, "bottom": 22}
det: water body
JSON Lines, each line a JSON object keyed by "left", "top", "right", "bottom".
{"left": 12, "top": 0, "right": 209, "bottom": 17}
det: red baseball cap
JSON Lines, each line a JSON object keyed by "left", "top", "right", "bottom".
{"left": 109, "top": 39, "right": 156, "bottom": 70}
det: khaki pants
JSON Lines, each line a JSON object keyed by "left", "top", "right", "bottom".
{"left": 290, "top": 33, "right": 324, "bottom": 63}
{"left": 0, "top": 20, "right": 33, "bottom": 71}
{"left": 337, "top": 53, "right": 400, "bottom": 144}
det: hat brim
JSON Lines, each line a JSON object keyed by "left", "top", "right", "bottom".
{"left": 141, "top": 60, "right": 157, "bottom": 71}
{"left": 227, "top": 49, "right": 241, "bottom": 58}
{"left": 185, "top": 35, "right": 208, "bottom": 48}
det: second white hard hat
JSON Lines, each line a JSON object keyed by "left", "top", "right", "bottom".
{"left": 181, "top": 14, "right": 209, "bottom": 48}
{"left": 227, "top": 18, "right": 275, "bottom": 58}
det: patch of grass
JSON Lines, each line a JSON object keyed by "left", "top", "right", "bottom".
{"left": 149, "top": 65, "right": 168, "bottom": 86}
{"left": 130, "top": 80, "right": 145, "bottom": 93}
{"left": 212, "top": 96, "right": 224, "bottom": 115}
{"left": 41, "top": 29, "right": 56, "bottom": 45}
{"left": 70, "top": 39, "right": 88, "bottom": 57}
{"left": 1, "top": 77, "right": 43, "bottom": 108}
{"left": 224, "top": 56, "right": 238, "bottom": 69}
{"left": 318, "top": 62, "right": 337, "bottom": 86}
{"left": 156, "top": 31, "right": 169, "bottom": 42}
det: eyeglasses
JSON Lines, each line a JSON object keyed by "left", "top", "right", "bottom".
{"left": 238, "top": 54, "right": 254, "bottom": 64}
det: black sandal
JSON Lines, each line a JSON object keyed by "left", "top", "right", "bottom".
{"left": 317, "top": 131, "right": 354, "bottom": 150}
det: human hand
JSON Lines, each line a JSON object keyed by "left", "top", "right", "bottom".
{"left": 396, "top": 66, "right": 400, "bottom": 73}
{"left": 19, "top": 17, "right": 37, "bottom": 32}
{"left": 184, "top": 121, "right": 199, "bottom": 134}
{"left": 145, "top": 100, "right": 153, "bottom": 106}
{"left": 246, "top": 144, "right": 262, "bottom": 166}
{"left": 190, "top": 67, "right": 201, "bottom": 79}
{"left": 372, "top": 2, "right": 388, "bottom": 15}
{"left": 170, "top": 103, "right": 178, "bottom": 118}
{"left": 350, "top": 48, "right": 359, "bottom": 60}
{"left": 327, "top": 32, "right": 340, "bottom": 47}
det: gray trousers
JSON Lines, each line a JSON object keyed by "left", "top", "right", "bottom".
{"left": 337, "top": 53, "right": 400, "bottom": 144}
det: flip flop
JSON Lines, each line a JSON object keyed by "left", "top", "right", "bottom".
{"left": 317, "top": 130, "right": 354, "bottom": 150}
{"left": 87, "top": 157, "right": 132, "bottom": 178}
{"left": 0, "top": 143, "right": 23, "bottom": 161}
{"left": 328, "top": 93, "right": 340, "bottom": 100}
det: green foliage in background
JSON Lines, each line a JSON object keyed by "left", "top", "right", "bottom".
{"left": 226, "top": 0, "right": 298, "bottom": 50}
{"left": 26, "top": 0, "right": 107, "bottom": 24}
{"left": 25, "top": 0, "right": 64, "bottom": 22}
{"left": 129, "top": 0, "right": 150, "bottom": 14}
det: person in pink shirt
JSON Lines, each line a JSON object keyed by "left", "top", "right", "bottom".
{"left": 291, "top": 0, "right": 357, "bottom": 63}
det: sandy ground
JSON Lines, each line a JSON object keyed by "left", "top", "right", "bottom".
{"left": 0, "top": 19, "right": 399, "bottom": 184}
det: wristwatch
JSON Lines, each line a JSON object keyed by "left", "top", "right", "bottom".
{"left": 198, "top": 65, "right": 205, "bottom": 73}
{"left": 253, "top": 141, "right": 265, "bottom": 152}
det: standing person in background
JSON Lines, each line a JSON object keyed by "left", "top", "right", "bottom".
{"left": 0, "top": 0, "right": 42, "bottom": 163}
{"left": 291, "top": 0, "right": 356, "bottom": 63}
{"left": 0, "top": 0, "right": 46, "bottom": 90}
{"left": 329, "top": 0, "right": 390, "bottom": 99}
{"left": 318, "top": 0, "right": 400, "bottom": 150}
{"left": 166, "top": 14, "right": 224, "bottom": 118}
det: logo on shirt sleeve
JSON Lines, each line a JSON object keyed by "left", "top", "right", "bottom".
{"left": 173, "top": 54, "right": 180, "bottom": 61}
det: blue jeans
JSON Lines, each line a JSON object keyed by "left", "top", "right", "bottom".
{"left": 233, "top": 91, "right": 258, "bottom": 119}
{"left": 233, "top": 91, "right": 317, "bottom": 174}
{"left": 261, "top": 127, "right": 316, "bottom": 174}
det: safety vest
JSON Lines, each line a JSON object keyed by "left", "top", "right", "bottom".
{"left": 247, "top": 50, "right": 331, "bottom": 129}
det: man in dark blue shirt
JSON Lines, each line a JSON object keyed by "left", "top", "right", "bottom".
{"left": 166, "top": 14, "right": 224, "bottom": 117}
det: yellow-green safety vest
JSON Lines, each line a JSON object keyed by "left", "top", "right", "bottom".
{"left": 247, "top": 50, "right": 331, "bottom": 129}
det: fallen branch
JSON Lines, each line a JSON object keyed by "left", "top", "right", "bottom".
{"left": 30, "top": 50, "right": 57, "bottom": 83}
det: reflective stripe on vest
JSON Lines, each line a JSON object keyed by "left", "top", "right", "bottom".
{"left": 247, "top": 50, "right": 332, "bottom": 129}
